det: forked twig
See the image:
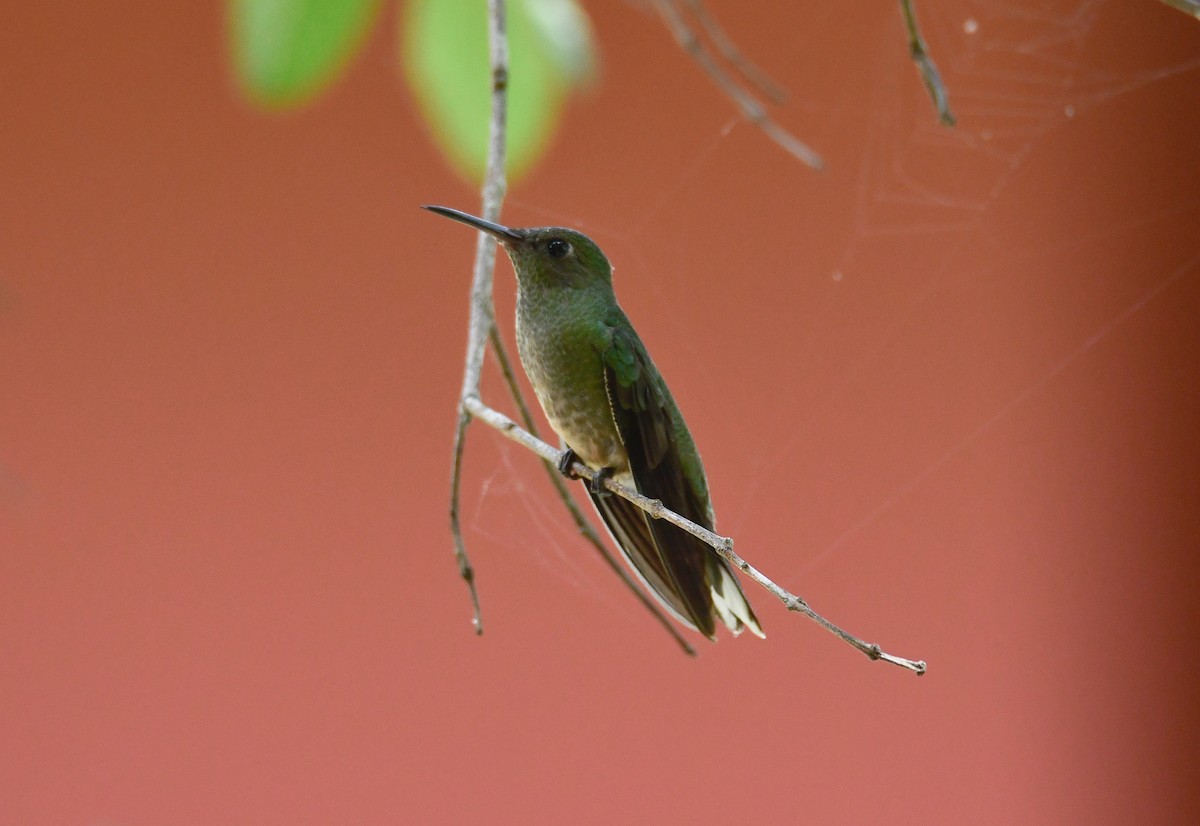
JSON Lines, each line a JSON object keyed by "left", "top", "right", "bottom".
{"left": 900, "top": 0, "right": 957, "bottom": 126}
{"left": 448, "top": 0, "right": 510, "bottom": 634}
{"left": 653, "top": 0, "right": 825, "bottom": 170}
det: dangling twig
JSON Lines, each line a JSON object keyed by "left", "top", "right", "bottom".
{"left": 653, "top": 0, "right": 825, "bottom": 170}
{"left": 682, "top": 0, "right": 788, "bottom": 104}
{"left": 449, "top": 408, "right": 481, "bottom": 632}
{"left": 900, "top": 0, "right": 957, "bottom": 126}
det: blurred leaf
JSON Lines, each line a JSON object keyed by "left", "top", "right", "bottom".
{"left": 524, "top": 0, "right": 597, "bottom": 86}
{"left": 1157, "top": 0, "right": 1200, "bottom": 20}
{"left": 402, "top": 0, "right": 596, "bottom": 182}
{"left": 230, "top": 0, "right": 382, "bottom": 108}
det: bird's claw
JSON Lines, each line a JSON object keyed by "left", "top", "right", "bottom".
{"left": 556, "top": 447, "right": 579, "bottom": 478}
{"left": 557, "top": 448, "right": 614, "bottom": 498}
{"left": 589, "top": 467, "right": 614, "bottom": 498}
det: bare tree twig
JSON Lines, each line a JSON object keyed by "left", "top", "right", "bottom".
{"left": 448, "top": 0, "right": 510, "bottom": 633}
{"left": 486, "top": 325, "right": 697, "bottom": 656}
{"left": 683, "top": 0, "right": 788, "bottom": 104}
{"left": 900, "top": 0, "right": 957, "bottom": 126}
{"left": 449, "top": 410, "right": 481, "bottom": 632}
{"left": 653, "top": 0, "right": 825, "bottom": 171}
{"left": 463, "top": 396, "right": 928, "bottom": 676}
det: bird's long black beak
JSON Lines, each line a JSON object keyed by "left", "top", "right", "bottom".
{"left": 422, "top": 205, "right": 523, "bottom": 243}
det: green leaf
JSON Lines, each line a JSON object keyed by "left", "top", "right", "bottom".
{"left": 523, "top": 0, "right": 597, "bottom": 86}
{"left": 230, "top": 0, "right": 382, "bottom": 108}
{"left": 402, "top": 0, "right": 596, "bottom": 182}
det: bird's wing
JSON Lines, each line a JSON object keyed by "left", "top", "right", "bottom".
{"left": 598, "top": 319, "right": 718, "bottom": 639}
{"left": 588, "top": 491, "right": 701, "bottom": 632}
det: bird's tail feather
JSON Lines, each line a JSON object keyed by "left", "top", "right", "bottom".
{"left": 591, "top": 486, "right": 705, "bottom": 635}
{"left": 589, "top": 476, "right": 764, "bottom": 640}
{"left": 708, "top": 557, "right": 766, "bottom": 639}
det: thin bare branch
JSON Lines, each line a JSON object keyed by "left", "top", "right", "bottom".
{"left": 448, "top": 0, "right": 510, "bottom": 632}
{"left": 486, "top": 326, "right": 697, "bottom": 656}
{"left": 683, "top": 0, "right": 788, "bottom": 104}
{"left": 464, "top": 396, "right": 927, "bottom": 676}
{"left": 653, "top": 0, "right": 825, "bottom": 171}
{"left": 900, "top": 0, "right": 957, "bottom": 126}
{"left": 449, "top": 410, "right": 482, "bottom": 632}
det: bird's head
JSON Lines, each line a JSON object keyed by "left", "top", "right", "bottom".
{"left": 423, "top": 205, "right": 612, "bottom": 292}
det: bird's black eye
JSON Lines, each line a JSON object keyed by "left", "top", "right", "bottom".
{"left": 546, "top": 238, "right": 571, "bottom": 259}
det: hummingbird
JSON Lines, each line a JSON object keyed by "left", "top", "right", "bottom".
{"left": 425, "top": 205, "right": 764, "bottom": 641}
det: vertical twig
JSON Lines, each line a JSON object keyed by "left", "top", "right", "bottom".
{"left": 448, "top": 0, "right": 510, "bottom": 633}
{"left": 449, "top": 410, "right": 481, "bottom": 631}
{"left": 900, "top": 0, "right": 957, "bottom": 126}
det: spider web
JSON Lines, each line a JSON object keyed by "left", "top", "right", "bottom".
{"left": 773, "top": 0, "right": 1198, "bottom": 572}
{"left": 466, "top": 0, "right": 1199, "bottom": 603}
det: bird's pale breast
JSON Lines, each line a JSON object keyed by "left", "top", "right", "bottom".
{"left": 516, "top": 306, "right": 628, "bottom": 473}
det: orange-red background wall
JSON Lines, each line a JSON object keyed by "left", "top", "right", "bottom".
{"left": 2, "top": 2, "right": 1198, "bottom": 823}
